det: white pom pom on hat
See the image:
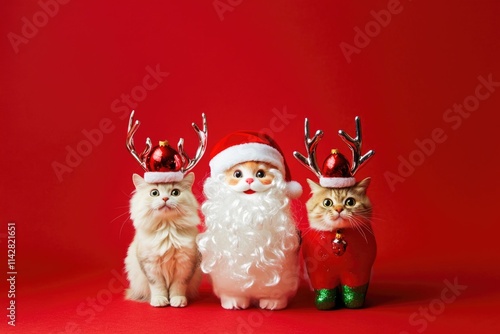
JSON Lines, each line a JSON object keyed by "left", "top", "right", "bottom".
{"left": 209, "top": 131, "right": 303, "bottom": 199}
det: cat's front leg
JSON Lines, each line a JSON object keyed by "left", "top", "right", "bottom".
{"left": 149, "top": 284, "right": 169, "bottom": 307}
{"left": 140, "top": 257, "right": 169, "bottom": 307}
{"left": 168, "top": 248, "right": 197, "bottom": 307}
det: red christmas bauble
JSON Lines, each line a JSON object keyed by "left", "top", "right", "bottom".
{"left": 322, "top": 149, "right": 352, "bottom": 178}
{"left": 332, "top": 239, "right": 347, "bottom": 256}
{"left": 147, "top": 140, "right": 183, "bottom": 172}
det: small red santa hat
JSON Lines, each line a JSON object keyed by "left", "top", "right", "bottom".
{"left": 143, "top": 140, "right": 185, "bottom": 183}
{"left": 319, "top": 149, "right": 356, "bottom": 188}
{"left": 209, "top": 131, "right": 303, "bottom": 199}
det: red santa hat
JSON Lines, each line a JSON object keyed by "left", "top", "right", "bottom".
{"left": 209, "top": 131, "right": 303, "bottom": 199}
{"left": 319, "top": 149, "right": 356, "bottom": 188}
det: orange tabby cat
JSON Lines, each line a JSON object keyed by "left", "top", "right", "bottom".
{"left": 302, "top": 177, "right": 376, "bottom": 309}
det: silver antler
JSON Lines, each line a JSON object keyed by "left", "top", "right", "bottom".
{"left": 338, "top": 116, "right": 375, "bottom": 175}
{"left": 126, "top": 110, "right": 152, "bottom": 171}
{"left": 178, "top": 113, "right": 208, "bottom": 173}
{"left": 293, "top": 118, "right": 324, "bottom": 177}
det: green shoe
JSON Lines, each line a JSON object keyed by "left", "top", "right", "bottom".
{"left": 314, "top": 288, "right": 337, "bottom": 310}
{"left": 341, "top": 283, "right": 369, "bottom": 308}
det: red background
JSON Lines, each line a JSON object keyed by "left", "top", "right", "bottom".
{"left": 1, "top": 0, "right": 500, "bottom": 333}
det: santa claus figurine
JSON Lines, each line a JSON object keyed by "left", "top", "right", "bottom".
{"left": 197, "top": 131, "right": 302, "bottom": 310}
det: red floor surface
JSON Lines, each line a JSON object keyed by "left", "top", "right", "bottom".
{"left": 2, "top": 0, "right": 500, "bottom": 333}
{"left": 15, "top": 270, "right": 500, "bottom": 333}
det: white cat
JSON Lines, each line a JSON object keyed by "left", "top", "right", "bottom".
{"left": 197, "top": 161, "right": 300, "bottom": 310}
{"left": 124, "top": 173, "right": 201, "bottom": 307}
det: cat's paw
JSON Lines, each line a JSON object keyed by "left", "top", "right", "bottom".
{"left": 150, "top": 295, "right": 170, "bottom": 307}
{"left": 220, "top": 295, "right": 250, "bottom": 310}
{"left": 259, "top": 297, "right": 288, "bottom": 310}
{"left": 170, "top": 296, "right": 188, "bottom": 308}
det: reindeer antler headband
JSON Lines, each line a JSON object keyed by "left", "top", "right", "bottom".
{"left": 126, "top": 110, "right": 208, "bottom": 183}
{"left": 293, "top": 116, "right": 374, "bottom": 188}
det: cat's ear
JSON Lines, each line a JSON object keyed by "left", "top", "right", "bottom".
{"left": 355, "top": 177, "right": 371, "bottom": 194}
{"left": 181, "top": 172, "right": 195, "bottom": 189}
{"left": 306, "top": 178, "right": 323, "bottom": 194}
{"left": 132, "top": 174, "right": 146, "bottom": 188}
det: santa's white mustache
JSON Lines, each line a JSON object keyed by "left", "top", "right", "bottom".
{"left": 229, "top": 178, "right": 272, "bottom": 193}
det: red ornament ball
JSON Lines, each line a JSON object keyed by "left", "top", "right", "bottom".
{"left": 322, "top": 149, "right": 352, "bottom": 178}
{"left": 332, "top": 239, "right": 347, "bottom": 256}
{"left": 147, "top": 140, "right": 183, "bottom": 172}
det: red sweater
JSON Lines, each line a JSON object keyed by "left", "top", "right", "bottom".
{"left": 301, "top": 227, "right": 377, "bottom": 289}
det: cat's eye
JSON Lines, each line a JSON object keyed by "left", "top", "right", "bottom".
{"left": 171, "top": 189, "right": 181, "bottom": 197}
{"left": 233, "top": 170, "right": 242, "bottom": 178}
{"left": 256, "top": 170, "right": 266, "bottom": 178}
{"left": 323, "top": 198, "right": 333, "bottom": 207}
{"left": 150, "top": 189, "right": 160, "bottom": 197}
{"left": 345, "top": 197, "right": 356, "bottom": 207}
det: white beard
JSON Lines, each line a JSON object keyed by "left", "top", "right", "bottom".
{"left": 197, "top": 170, "right": 300, "bottom": 303}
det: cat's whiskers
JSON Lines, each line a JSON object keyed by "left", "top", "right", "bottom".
{"left": 111, "top": 210, "right": 133, "bottom": 238}
{"left": 172, "top": 203, "right": 186, "bottom": 217}
{"left": 347, "top": 215, "right": 368, "bottom": 242}
{"left": 364, "top": 212, "right": 384, "bottom": 223}
{"left": 299, "top": 226, "right": 315, "bottom": 239}
{"left": 110, "top": 210, "right": 132, "bottom": 223}
{"left": 348, "top": 215, "right": 374, "bottom": 242}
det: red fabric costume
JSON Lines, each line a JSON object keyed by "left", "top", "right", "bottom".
{"left": 302, "top": 227, "right": 376, "bottom": 289}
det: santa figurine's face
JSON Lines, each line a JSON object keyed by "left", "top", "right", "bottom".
{"left": 223, "top": 161, "right": 276, "bottom": 195}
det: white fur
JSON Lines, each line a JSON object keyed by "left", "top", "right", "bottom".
{"left": 144, "top": 171, "right": 184, "bottom": 183}
{"left": 197, "top": 169, "right": 300, "bottom": 310}
{"left": 124, "top": 173, "right": 201, "bottom": 307}
{"left": 285, "top": 180, "right": 303, "bottom": 199}
{"left": 319, "top": 176, "right": 356, "bottom": 188}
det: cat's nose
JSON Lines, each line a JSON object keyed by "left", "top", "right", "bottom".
{"left": 162, "top": 197, "right": 168, "bottom": 202}
{"left": 334, "top": 205, "right": 343, "bottom": 213}
{"left": 245, "top": 178, "right": 254, "bottom": 184}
